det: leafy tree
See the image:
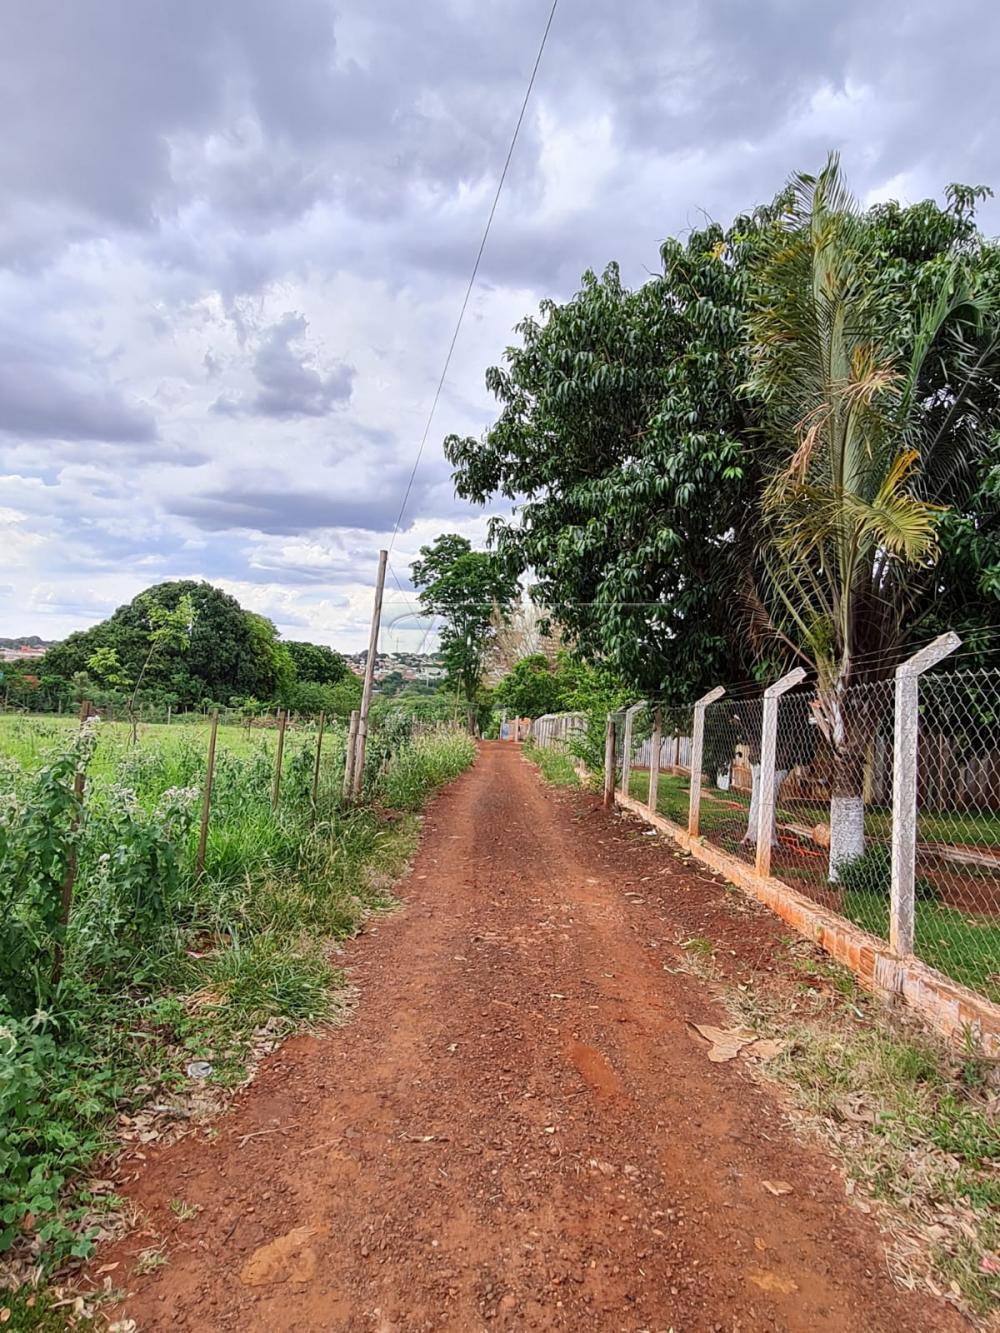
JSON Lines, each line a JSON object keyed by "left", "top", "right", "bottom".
{"left": 87, "top": 595, "right": 194, "bottom": 742}
{"left": 0, "top": 658, "right": 39, "bottom": 708}
{"left": 41, "top": 582, "right": 290, "bottom": 708}
{"left": 285, "top": 640, "right": 349, "bottom": 686}
{"left": 410, "top": 534, "right": 518, "bottom": 730}
{"left": 445, "top": 221, "right": 771, "bottom": 712}
{"left": 244, "top": 612, "right": 295, "bottom": 705}
{"left": 284, "top": 675, "right": 361, "bottom": 719}
{"left": 493, "top": 654, "right": 566, "bottom": 718}
{"left": 747, "top": 158, "right": 1000, "bottom": 875}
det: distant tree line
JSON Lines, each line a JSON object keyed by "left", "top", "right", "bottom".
{"left": 4, "top": 580, "right": 361, "bottom": 719}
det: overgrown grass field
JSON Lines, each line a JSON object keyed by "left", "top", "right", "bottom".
{"left": 0, "top": 713, "right": 476, "bottom": 1285}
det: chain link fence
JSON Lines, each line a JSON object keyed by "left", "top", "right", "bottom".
{"left": 913, "top": 671, "right": 1000, "bottom": 1000}
{"left": 536, "top": 653, "right": 1000, "bottom": 1015}
{"left": 695, "top": 697, "right": 765, "bottom": 871}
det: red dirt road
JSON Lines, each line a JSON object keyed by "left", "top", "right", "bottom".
{"left": 98, "top": 743, "right": 963, "bottom": 1332}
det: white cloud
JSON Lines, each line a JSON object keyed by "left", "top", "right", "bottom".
{"left": 2, "top": 0, "right": 1000, "bottom": 647}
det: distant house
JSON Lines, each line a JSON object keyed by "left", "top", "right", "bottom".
{"left": 0, "top": 645, "right": 46, "bottom": 662}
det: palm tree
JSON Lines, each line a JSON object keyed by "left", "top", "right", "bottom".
{"left": 747, "top": 156, "right": 1000, "bottom": 880}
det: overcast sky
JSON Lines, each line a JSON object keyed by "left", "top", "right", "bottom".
{"left": 3, "top": 0, "right": 999, "bottom": 651}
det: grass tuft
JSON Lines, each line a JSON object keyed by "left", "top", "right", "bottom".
{"left": 522, "top": 739, "right": 581, "bottom": 787}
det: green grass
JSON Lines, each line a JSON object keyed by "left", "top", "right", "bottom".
{"left": 626, "top": 769, "right": 739, "bottom": 833}
{"left": 780, "top": 798, "right": 1000, "bottom": 849}
{"left": 626, "top": 767, "right": 1000, "bottom": 1000}
{"left": 736, "top": 966, "right": 1000, "bottom": 1317}
{"left": 0, "top": 715, "right": 475, "bottom": 1283}
{"left": 523, "top": 739, "right": 581, "bottom": 787}
{"left": 842, "top": 892, "right": 1000, "bottom": 1002}
{"left": 378, "top": 729, "right": 477, "bottom": 809}
{"left": 0, "top": 713, "right": 278, "bottom": 781}
{"left": 623, "top": 763, "right": 1000, "bottom": 849}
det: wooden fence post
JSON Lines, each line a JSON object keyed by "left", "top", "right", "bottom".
{"left": 310, "top": 711, "right": 326, "bottom": 828}
{"left": 271, "top": 708, "right": 288, "bottom": 810}
{"left": 196, "top": 709, "right": 219, "bottom": 878}
{"left": 343, "top": 709, "right": 360, "bottom": 803}
{"left": 603, "top": 715, "right": 616, "bottom": 809}
{"left": 52, "top": 700, "right": 90, "bottom": 987}
{"left": 688, "top": 686, "right": 725, "bottom": 837}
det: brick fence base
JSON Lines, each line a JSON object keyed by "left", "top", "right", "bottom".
{"left": 615, "top": 791, "right": 1000, "bottom": 1057}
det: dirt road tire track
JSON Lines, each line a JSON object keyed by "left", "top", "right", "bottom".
{"left": 94, "top": 742, "right": 962, "bottom": 1331}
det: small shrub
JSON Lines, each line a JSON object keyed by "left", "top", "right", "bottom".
{"left": 379, "top": 730, "right": 476, "bottom": 811}
{"left": 523, "top": 740, "right": 580, "bottom": 787}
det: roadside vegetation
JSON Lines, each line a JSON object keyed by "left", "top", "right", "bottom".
{"left": 521, "top": 737, "right": 580, "bottom": 787}
{"left": 728, "top": 947, "right": 1000, "bottom": 1318}
{"left": 0, "top": 714, "right": 475, "bottom": 1289}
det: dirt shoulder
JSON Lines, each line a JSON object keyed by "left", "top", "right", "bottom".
{"left": 86, "top": 741, "right": 967, "bottom": 1331}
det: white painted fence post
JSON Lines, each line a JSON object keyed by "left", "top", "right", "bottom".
{"left": 689, "top": 687, "right": 725, "bottom": 837}
{"left": 603, "top": 714, "right": 616, "bottom": 808}
{"left": 620, "top": 702, "right": 644, "bottom": 799}
{"left": 755, "top": 668, "right": 807, "bottom": 878}
{"left": 890, "top": 633, "right": 960, "bottom": 956}
{"left": 648, "top": 706, "right": 662, "bottom": 816}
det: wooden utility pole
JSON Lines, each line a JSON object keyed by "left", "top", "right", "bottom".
{"left": 351, "top": 549, "right": 388, "bottom": 802}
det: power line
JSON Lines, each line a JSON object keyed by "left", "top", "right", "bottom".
{"left": 386, "top": 0, "right": 560, "bottom": 554}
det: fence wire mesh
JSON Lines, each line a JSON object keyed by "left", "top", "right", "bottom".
{"left": 914, "top": 670, "right": 1000, "bottom": 1001}
{"left": 551, "top": 663, "right": 1000, "bottom": 1011}
{"left": 769, "top": 681, "right": 894, "bottom": 945}
{"left": 693, "top": 698, "right": 764, "bottom": 867}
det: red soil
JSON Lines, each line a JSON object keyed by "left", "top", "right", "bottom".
{"left": 89, "top": 742, "right": 965, "bottom": 1331}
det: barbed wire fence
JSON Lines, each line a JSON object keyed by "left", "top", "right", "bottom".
{"left": 530, "top": 635, "right": 1000, "bottom": 1013}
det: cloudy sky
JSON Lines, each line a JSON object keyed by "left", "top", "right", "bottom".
{"left": 3, "top": 0, "right": 999, "bottom": 651}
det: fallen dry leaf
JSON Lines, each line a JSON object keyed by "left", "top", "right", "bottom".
{"left": 743, "top": 1038, "right": 789, "bottom": 1062}
{"left": 762, "top": 1179, "right": 794, "bottom": 1196}
{"left": 690, "top": 1023, "right": 756, "bottom": 1062}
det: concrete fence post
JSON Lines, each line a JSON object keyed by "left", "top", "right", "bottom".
{"left": 620, "top": 702, "right": 644, "bottom": 799}
{"left": 755, "top": 668, "right": 807, "bottom": 878}
{"left": 603, "top": 715, "right": 616, "bottom": 809}
{"left": 890, "top": 632, "right": 960, "bottom": 956}
{"left": 688, "top": 686, "right": 725, "bottom": 837}
{"left": 648, "top": 706, "right": 662, "bottom": 816}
